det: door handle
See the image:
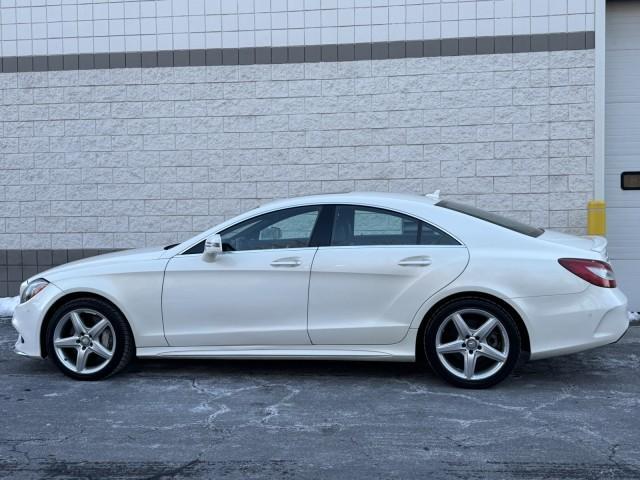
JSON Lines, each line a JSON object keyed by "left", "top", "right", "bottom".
{"left": 398, "top": 256, "right": 432, "bottom": 267}
{"left": 271, "top": 257, "right": 302, "bottom": 267}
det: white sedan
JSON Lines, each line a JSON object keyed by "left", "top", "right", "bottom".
{"left": 12, "top": 192, "right": 629, "bottom": 388}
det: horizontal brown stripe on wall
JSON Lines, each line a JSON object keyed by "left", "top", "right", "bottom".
{"left": 0, "top": 249, "right": 118, "bottom": 297}
{"left": 0, "top": 31, "right": 595, "bottom": 73}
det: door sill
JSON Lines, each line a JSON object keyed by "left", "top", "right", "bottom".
{"left": 137, "top": 330, "right": 417, "bottom": 362}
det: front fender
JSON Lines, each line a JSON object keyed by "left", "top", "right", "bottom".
{"left": 50, "top": 271, "right": 168, "bottom": 349}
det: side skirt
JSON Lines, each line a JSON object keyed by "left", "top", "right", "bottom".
{"left": 137, "top": 328, "right": 418, "bottom": 362}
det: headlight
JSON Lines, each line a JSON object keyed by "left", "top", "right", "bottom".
{"left": 20, "top": 279, "right": 49, "bottom": 304}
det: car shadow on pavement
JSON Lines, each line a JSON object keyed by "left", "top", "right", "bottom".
{"left": 114, "top": 348, "right": 628, "bottom": 390}
{"left": 6, "top": 334, "right": 636, "bottom": 390}
{"left": 5, "top": 354, "right": 625, "bottom": 389}
{"left": 128, "top": 357, "right": 431, "bottom": 380}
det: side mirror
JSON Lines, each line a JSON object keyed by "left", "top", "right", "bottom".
{"left": 203, "top": 234, "right": 223, "bottom": 260}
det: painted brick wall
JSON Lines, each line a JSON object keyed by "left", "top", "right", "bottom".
{"left": 0, "top": 49, "right": 594, "bottom": 250}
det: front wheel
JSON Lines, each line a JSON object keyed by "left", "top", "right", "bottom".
{"left": 423, "top": 297, "right": 521, "bottom": 388}
{"left": 46, "top": 298, "right": 135, "bottom": 380}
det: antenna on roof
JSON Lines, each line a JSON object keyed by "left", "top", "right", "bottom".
{"left": 425, "top": 190, "right": 440, "bottom": 200}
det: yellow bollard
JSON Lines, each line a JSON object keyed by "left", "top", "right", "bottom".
{"left": 587, "top": 200, "right": 606, "bottom": 236}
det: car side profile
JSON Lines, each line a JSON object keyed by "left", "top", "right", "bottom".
{"left": 12, "top": 192, "right": 629, "bottom": 388}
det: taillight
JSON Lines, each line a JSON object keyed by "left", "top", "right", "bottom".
{"left": 558, "top": 258, "right": 617, "bottom": 288}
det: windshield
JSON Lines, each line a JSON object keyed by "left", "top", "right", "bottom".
{"left": 437, "top": 200, "right": 544, "bottom": 238}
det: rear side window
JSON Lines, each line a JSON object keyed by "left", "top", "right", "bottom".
{"left": 437, "top": 200, "right": 544, "bottom": 238}
{"left": 331, "top": 205, "right": 459, "bottom": 246}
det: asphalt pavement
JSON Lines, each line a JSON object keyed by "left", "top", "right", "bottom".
{"left": 1, "top": 318, "right": 640, "bottom": 479}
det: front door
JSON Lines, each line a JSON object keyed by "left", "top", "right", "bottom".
{"left": 308, "top": 205, "right": 469, "bottom": 345}
{"left": 162, "top": 206, "right": 323, "bottom": 346}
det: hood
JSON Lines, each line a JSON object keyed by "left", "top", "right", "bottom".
{"left": 538, "top": 230, "right": 608, "bottom": 259}
{"left": 31, "top": 246, "right": 167, "bottom": 283}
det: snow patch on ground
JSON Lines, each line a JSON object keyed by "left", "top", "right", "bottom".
{"left": 630, "top": 311, "right": 640, "bottom": 324}
{"left": 0, "top": 297, "right": 19, "bottom": 317}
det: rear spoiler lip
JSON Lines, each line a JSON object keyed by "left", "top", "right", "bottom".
{"left": 584, "top": 235, "right": 608, "bottom": 259}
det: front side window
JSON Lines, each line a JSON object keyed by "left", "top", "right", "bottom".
{"left": 220, "top": 206, "right": 321, "bottom": 251}
{"left": 331, "top": 205, "right": 459, "bottom": 246}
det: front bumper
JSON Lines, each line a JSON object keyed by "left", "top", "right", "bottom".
{"left": 515, "top": 286, "right": 629, "bottom": 360}
{"left": 12, "top": 283, "right": 63, "bottom": 358}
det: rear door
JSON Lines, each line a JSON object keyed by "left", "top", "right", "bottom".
{"left": 307, "top": 205, "right": 469, "bottom": 345}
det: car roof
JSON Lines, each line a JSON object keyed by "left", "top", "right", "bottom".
{"left": 165, "top": 189, "right": 546, "bottom": 258}
{"left": 260, "top": 191, "right": 440, "bottom": 210}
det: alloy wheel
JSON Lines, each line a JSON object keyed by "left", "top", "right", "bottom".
{"left": 53, "top": 308, "right": 116, "bottom": 375}
{"left": 435, "top": 308, "right": 510, "bottom": 381}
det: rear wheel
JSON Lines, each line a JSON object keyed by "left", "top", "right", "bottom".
{"left": 423, "top": 297, "right": 521, "bottom": 388}
{"left": 46, "top": 298, "right": 134, "bottom": 380}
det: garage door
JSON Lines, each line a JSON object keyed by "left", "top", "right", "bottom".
{"left": 606, "top": 1, "right": 640, "bottom": 310}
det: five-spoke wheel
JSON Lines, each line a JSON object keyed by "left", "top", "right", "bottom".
{"left": 424, "top": 298, "right": 521, "bottom": 388}
{"left": 53, "top": 309, "right": 116, "bottom": 375}
{"left": 46, "top": 298, "right": 134, "bottom": 380}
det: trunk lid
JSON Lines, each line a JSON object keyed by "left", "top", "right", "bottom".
{"left": 539, "top": 230, "right": 608, "bottom": 259}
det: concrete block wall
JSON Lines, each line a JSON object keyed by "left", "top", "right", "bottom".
{"left": 0, "top": 1, "right": 598, "bottom": 295}
{"left": 0, "top": 48, "right": 595, "bottom": 253}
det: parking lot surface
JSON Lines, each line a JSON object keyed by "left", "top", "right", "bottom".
{"left": 1, "top": 319, "right": 640, "bottom": 479}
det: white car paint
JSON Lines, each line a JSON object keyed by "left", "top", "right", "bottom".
{"left": 163, "top": 248, "right": 316, "bottom": 346}
{"left": 307, "top": 245, "right": 468, "bottom": 345}
{"left": 12, "top": 192, "right": 629, "bottom": 367}
{"left": 17, "top": 246, "right": 169, "bottom": 348}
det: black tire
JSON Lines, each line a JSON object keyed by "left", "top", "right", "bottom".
{"left": 423, "top": 297, "right": 521, "bottom": 389}
{"left": 46, "top": 297, "right": 135, "bottom": 381}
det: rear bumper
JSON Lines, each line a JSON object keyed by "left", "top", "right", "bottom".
{"left": 514, "top": 286, "right": 629, "bottom": 360}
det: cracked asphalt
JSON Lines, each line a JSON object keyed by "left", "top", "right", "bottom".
{"left": 1, "top": 318, "right": 640, "bottom": 480}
